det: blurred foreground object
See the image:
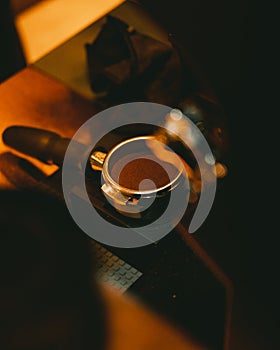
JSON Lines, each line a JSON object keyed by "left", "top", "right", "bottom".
{"left": 0, "top": 190, "right": 107, "bottom": 350}
{"left": 0, "top": 190, "right": 208, "bottom": 350}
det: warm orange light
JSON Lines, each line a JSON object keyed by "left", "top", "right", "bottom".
{"left": 15, "top": 0, "right": 125, "bottom": 63}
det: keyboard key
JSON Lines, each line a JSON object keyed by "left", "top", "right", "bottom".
{"left": 91, "top": 241, "right": 142, "bottom": 292}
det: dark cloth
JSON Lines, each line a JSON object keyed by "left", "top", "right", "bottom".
{"left": 85, "top": 15, "right": 204, "bottom": 107}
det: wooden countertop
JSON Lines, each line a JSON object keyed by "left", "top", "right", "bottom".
{"left": 0, "top": 67, "right": 99, "bottom": 188}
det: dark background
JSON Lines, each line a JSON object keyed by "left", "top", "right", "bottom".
{"left": 140, "top": 0, "right": 279, "bottom": 348}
